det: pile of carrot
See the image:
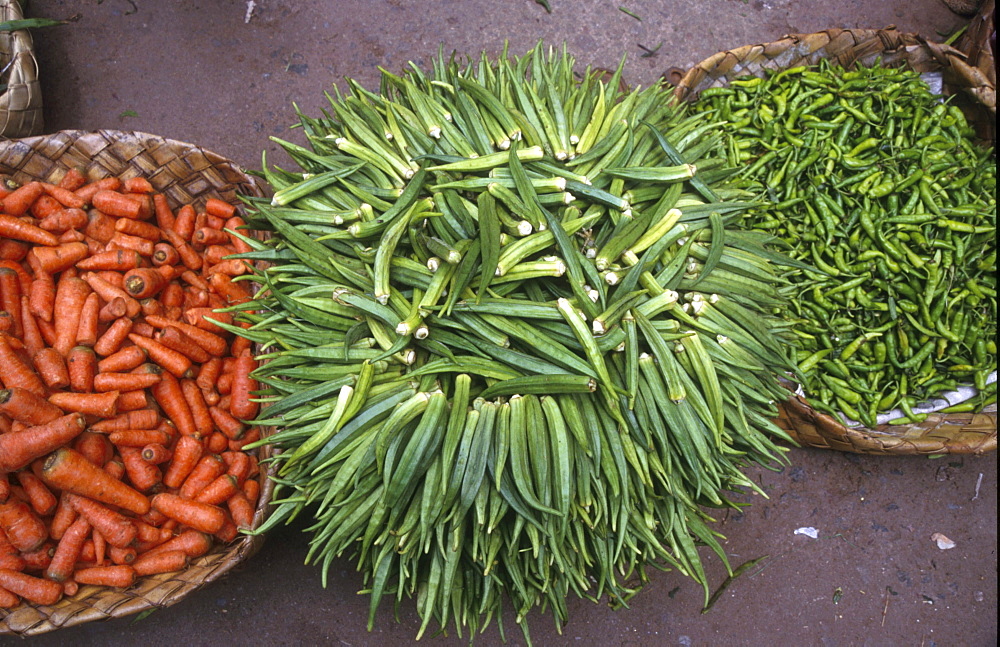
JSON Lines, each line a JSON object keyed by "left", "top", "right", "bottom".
{"left": 0, "top": 170, "right": 263, "bottom": 609}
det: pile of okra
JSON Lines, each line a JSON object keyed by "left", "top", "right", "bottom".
{"left": 692, "top": 60, "right": 997, "bottom": 426}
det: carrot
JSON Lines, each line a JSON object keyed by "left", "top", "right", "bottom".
{"left": 195, "top": 356, "right": 223, "bottom": 392}
{"left": 92, "top": 371, "right": 161, "bottom": 393}
{"left": 121, "top": 176, "right": 154, "bottom": 195}
{"left": 171, "top": 204, "right": 197, "bottom": 240}
{"left": 0, "top": 568, "right": 63, "bottom": 605}
{"left": 222, "top": 450, "right": 253, "bottom": 486}
{"left": 127, "top": 333, "right": 192, "bottom": 378}
{"left": 91, "top": 190, "right": 141, "bottom": 219}
{"left": 150, "top": 493, "right": 226, "bottom": 534}
{"left": 155, "top": 326, "right": 212, "bottom": 365}
{"left": 90, "top": 409, "right": 161, "bottom": 433}
{"left": 45, "top": 514, "right": 90, "bottom": 582}
{"left": 242, "top": 478, "right": 260, "bottom": 506}
{"left": 66, "top": 345, "right": 98, "bottom": 392}
{"left": 192, "top": 227, "right": 231, "bottom": 248}
{"left": 58, "top": 168, "right": 87, "bottom": 191}
{"left": 38, "top": 207, "right": 89, "bottom": 234}
{"left": 0, "top": 267, "right": 23, "bottom": 338}
{"left": 72, "top": 564, "right": 136, "bottom": 588}
{"left": 0, "top": 387, "right": 63, "bottom": 425}
{"left": 145, "top": 315, "right": 229, "bottom": 357}
{"left": 116, "top": 389, "right": 150, "bottom": 412}
{"left": 83, "top": 209, "right": 117, "bottom": 244}
{"left": 16, "top": 472, "right": 58, "bottom": 516}
{"left": 39, "top": 448, "right": 148, "bottom": 517}
{"left": 109, "top": 544, "right": 137, "bottom": 566}
{"left": 75, "top": 292, "right": 101, "bottom": 347}
{"left": 72, "top": 432, "right": 114, "bottom": 467}
{"left": 0, "top": 585, "right": 22, "bottom": 608}
{"left": 0, "top": 334, "right": 47, "bottom": 396}
{"left": 139, "top": 443, "right": 171, "bottom": 465}
{"left": 151, "top": 242, "right": 180, "bottom": 268}
{"left": 122, "top": 267, "right": 170, "bottom": 300}
{"left": 28, "top": 241, "right": 89, "bottom": 275}
{"left": 227, "top": 491, "right": 255, "bottom": 530}
{"left": 91, "top": 528, "right": 107, "bottom": 565}
{"left": 208, "top": 272, "right": 252, "bottom": 306}
{"left": 93, "top": 317, "right": 134, "bottom": 357}
{"left": 161, "top": 435, "right": 203, "bottom": 490}
{"left": 28, "top": 274, "right": 55, "bottom": 323}
{"left": 114, "top": 216, "right": 160, "bottom": 240}
{"left": 0, "top": 499, "right": 49, "bottom": 552}
{"left": 32, "top": 347, "right": 71, "bottom": 390}
{"left": 107, "top": 429, "right": 170, "bottom": 448}
{"left": 107, "top": 232, "right": 155, "bottom": 257}
{"left": 19, "top": 299, "right": 46, "bottom": 358}
{"left": 96, "top": 345, "right": 146, "bottom": 373}
{"left": 161, "top": 228, "right": 202, "bottom": 270}
{"left": 151, "top": 194, "right": 175, "bottom": 230}
{"left": 131, "top": 549, "right": 188, "bottom": 576}
{"left": 193, "top": 474, "right": 239, "bottom": 506}
{"left": 48, "top": 390, "right": 119, "bottom": 419}
{"left": 142, "top": 529, "right": 213, "bottom": 560}
{"left": 0, "top": 214, "right": 60, "bottom": 247}
{"left": 0, "top": 413, "right": 86, "bottom": 472}
{"left": 208, "top": 405, "right": 245, "bottom": 441}
{"left": 179, "top": 378, "right": 213, "bottom": 438}
{"left": 182, "top": 307, "right": 231, "bottom": 334}
{"left": 118, "top": 446, "right": 161, "bottom": 493}
{"left": 74, "top": 177, "right": 121, "bottom": 204}
{"left": 223, "top": 215, "right": 254, "bottom": 254}
{"left": 52, "top": 275, "right": 92, "bottom": 356}
{"left": 29, "top": 194, "right": 64, "bottom": 220}
{"left": 229, "top": 349, "right": 259, "bottom": 421}
{"left": 0, "top": 474, "right": 9, "bottom": 502}
{"left": 2, "top": 181, "right": 46, "bottom": 217}
{"left": 76, "top": 249, "right": 143, "bottom": 273}
{"left": 0, "top": 239, "right": 29, "bottom": 262}
{"left": 203, "top": 197, "right": 237, "bottom": 220}
{"left": 178, "top": 454, "right": 226, "bottom": 500}
{"left": 47, "top": 493, "right": 78, "bottom": 541}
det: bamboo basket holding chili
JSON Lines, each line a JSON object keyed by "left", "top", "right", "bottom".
{"left": 675, "top": 28, "right": 996, "bottom": 455}
{"left": 0, "top": 130, "right": 273, "bottom": 636}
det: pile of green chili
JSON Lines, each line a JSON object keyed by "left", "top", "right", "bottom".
{"left": 691, "top": 60, "right": 997, "bottom": 426}
{"left": 226, "top": 44, "right": 798, "bottom": 642}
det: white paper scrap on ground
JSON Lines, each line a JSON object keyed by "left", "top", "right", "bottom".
{"left": 931, "top": 532, "right": 956, "bottom": 550}
{"left": 794, "top": 527, "right": 819, "bottom": 539}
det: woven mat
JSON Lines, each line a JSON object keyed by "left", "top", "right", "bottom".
{"left": 0, "top": 0, "right": 44, "bottom": 138}
{"left": 0, "top": 130, "right": 273, "bottom": 636}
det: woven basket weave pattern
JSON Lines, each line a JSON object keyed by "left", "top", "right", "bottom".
{"left": 0, "top": 130, "right": 273, "bottom": 636}
{"left": 0, "top": 0, "right": 44, "bottom": 138}
{"left": 674, "top": 29, "right": 997, "bottom": 455}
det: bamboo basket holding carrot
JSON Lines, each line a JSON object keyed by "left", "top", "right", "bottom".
{"left": 0, "top": 0, "right": 43, "bottom": 138}
{"left": 674, "top": 28, "right": 996, "bottom": 455}
{"left": 0, "top": 130, "right": 273, "bottom": 636}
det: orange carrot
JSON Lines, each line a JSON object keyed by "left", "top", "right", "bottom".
{"left": 204, "top": 197, "right": 237, "bottom": 220}
{"left": 2, "top": 181, "right": 46, "bottom": 217}
{"left": 194, "top": 474, "right": 239, "bottom": 506}
{"left": 208, "top": 405, "right": 245, "bottom": 441}
{"left": 151, "top": 242, "right": 180, "bottom": 268}
{"left": 150, "top": 493, "right": 226, "bottom": 534}
{"left": 131, "top": 549, "right": 188, "bottom": 576}
{"left": 108, "top": 544, "right": 137, "bottom": 566}
{"left": 118, "top": 446, "right": 161, "bottom": 493}
{"left": 114, "top": 216, "right": 160, "bottom": 240}
{"left": 29, "top": 193, "right": 64, "bottom": 220}
{"left": 156, "top": 326, "right": 212, "bottom": 364}
{"left": 76, "top": 248, "right": 143, "bottom": 272}
{"left": 98, "top": 297, "right": 128, "bottom": 322}
{"left": 107, "top": 231, "right": 155, "bottom": 257}
{"left": 222, "top": 450, "right": 253, "bottom": 485}
{"left": 229, "top": 349, "right": 259, "bottom": 421}
{"left": 72, "top": 431, "right": 114, "bottom": 467}
{"left": 0, "top": 214, "right": 60, "bottom": 247}
{"left": 0, "top": 267, "right": 23, "bottom": 338}
{"left": 48, "top": 390, "right": 119, "bottom": 419}
{"left": 92, "top": 371, "right": 161, "bottom": 393}
{"left": 93, "top": 317, "right": 134, "bottom": 357}
{"left": 96, "top": 345, "right": 146, "bottom": 373}
{"left": 227, "top": 491, "right": 255, "bottom": 530}
{"left": 74, "top": 177, "right": 121, "bottom": 204}
{"left": 0, "top": 413, "right": 86, "bottom": 472}
{"left": 89, "top": 409, "right": 160, "bottom": 433}
{"left": 152, "top": 194, "right": 175, "bottom": 230}
{"left": 52, "top": 275, "right": 92, "bottom": 356}
{"left": 41, "top": 450, "right": 149, "bottom": 515}
{"left": 127, "top": 333, "right": 192, "bottom": 378}
{"left": 58, "top": 167, "right": 87, "bottom": 191}
{"left": 161, "top": 228, "right": 202, "bottom": 270}
{"left": 0, "top": 239, "right": 29, "bottom": 262}
{"left": 75, "top": 291, "right": 101, "bottom": 347}
{"left": 180, "top": 378, "right": 214, "bottom": 437}
{"left": 182, "top": 307, "right": 231, "bottom": 334}
{"left": 0, "top": 568, "right": 63, "bottom": 605}
{"left": 28, "top": 273, "right": 55, "bottom": 323}
{"left": 141, "top": 529, "right": 213, "bottom": 560}
{"left": 0, "top": 333, "right": 47, "bottom": 396}
{"left": 242, "top": 478, "right": 260, "bottom": 506}
{"left": 178, "top": 454, "right": 226, "bottom": 500}
{"left": 107, "top": 429, "right": 170, "bottom": 448}
{"left": 28, "top": 241, "right": 89, "bottom": 275}
{"left": 192, "top": 227, "right": 231, "bottom": 248}
{"left": 116, "top": 389, "right": 150, "bottom": 412}
{"left": 38, "top": 207, "right": 89, "bottom": 233}
{"left": 19, "top": 297, "right": 46, "bottom": 358}
{"left": 145, "top": 315, "right": 228, "bottom": 357}
{"left": 91, "top": 190, "right": 141, "bottom": 219}
{"left": 83, "top": 209, "right": 117, "bottom": 243}
{"left": 16, "top": 472, "right": 58, "bottom": 516}
{"left": 0, "top": 499, "right": 49, "bottom": 552}
{"left": 72, "top": 564, "right": 136, "bottom": 588}
{"left": 32, "top": 347, "right": 71, "bottom": 389}
{"left": 140, "top": 443, "right": 172, "bottom": 465}
{"left": 0, "top": 386, "right": 63, "bottom": 425}
{"left": 161, "top": 435, "right": 203, "bottom": 490}
{"left": 123, "top": 176, "right": 154, "bottom": 195}
{"left": 122, "top": 267, "right": 170, "bottom": 299}
{"left": 66, "top": 345, "right": 98, "bottom": 392}
{"left": 45, "top": 514, "right": 91, "bottom": 582}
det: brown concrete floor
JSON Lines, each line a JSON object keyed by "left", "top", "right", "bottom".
{"left": 3, "top": 1, "right": 996, "bottom": 645}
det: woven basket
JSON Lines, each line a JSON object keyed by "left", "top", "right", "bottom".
{"left": 673, "top": 28, "right": 997, "bottom": 455}
{"left": 0, "top": 130, "right": 274, "bottom": 636}
{"left": 0, "top": 0, "right": 44, "bottom": 138}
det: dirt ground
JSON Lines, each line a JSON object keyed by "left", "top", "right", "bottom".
{"left": 2, "top": 1, "right": 996, "bottom": 645}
